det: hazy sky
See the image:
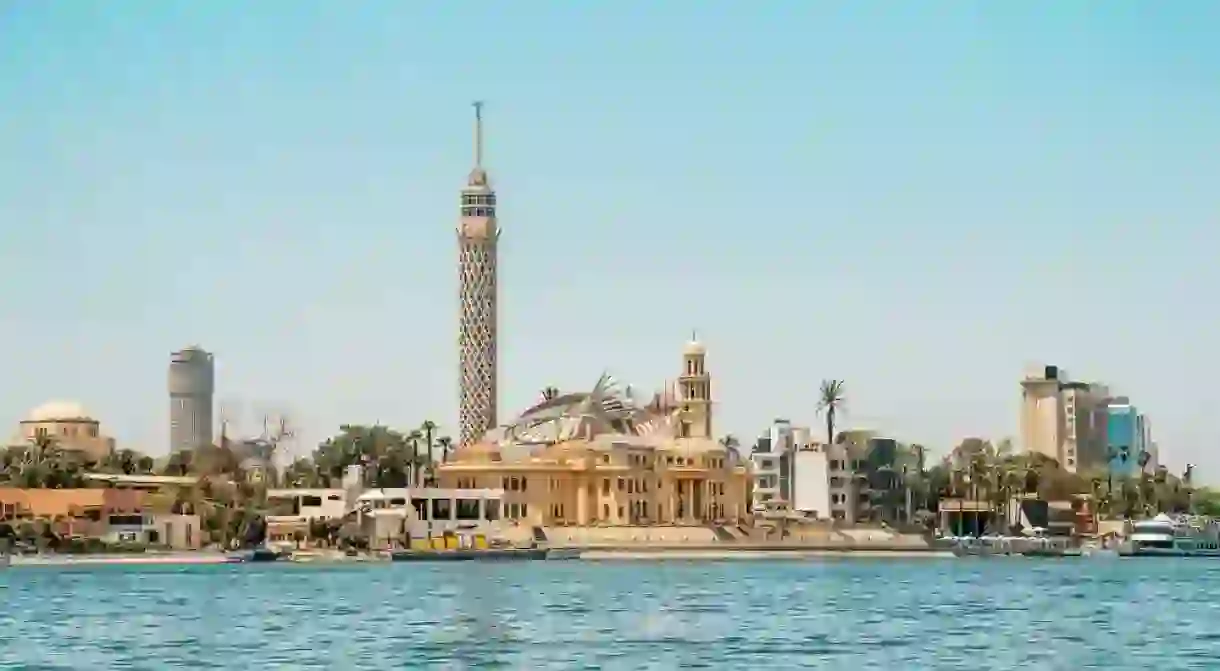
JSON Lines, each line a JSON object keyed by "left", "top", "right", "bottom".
{"left": 2, "top": 3, "right": 1217, "bottom": 478}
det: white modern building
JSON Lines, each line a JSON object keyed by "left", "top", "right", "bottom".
{"left": 750, "top": 419, "right": 797, "bottom": 511}
{"left": 750, "top": 420, "right": 859, "bottom": 521}
{"left": 266, "top": 488, "right": 347, "bottom": 522}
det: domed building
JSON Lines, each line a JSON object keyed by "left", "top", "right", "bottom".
{"left": 14, "top": 400, "right": 116, "bottom": 463}
{"left": 436, "top": 340, "right": 750, "bottom": 527}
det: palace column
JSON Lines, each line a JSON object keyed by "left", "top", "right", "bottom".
{"left": 576, "top": 477, "right": 589, "bottom": 525}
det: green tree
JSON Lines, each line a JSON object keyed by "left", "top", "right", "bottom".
{"left": 162, "top": 450, "right": 194, "bottom": 476}
{"left": 284, "top": 457, "right": 323, "bottom": 488}
{"left": 11, "top": 436, "right": 87, "bottom": 489}
{"left": 313, "top": 425, "right": 425, "bottom": 488}
{"left": 816, "top": 380, "right": 847, "bottom": 447}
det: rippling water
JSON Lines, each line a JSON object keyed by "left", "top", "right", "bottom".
{"left": 3, "top": 558, "right": 1220, "bottom": 669}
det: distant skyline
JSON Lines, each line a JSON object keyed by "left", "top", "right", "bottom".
{"left": 2, "top": 4, "right": 1218, "bottom": 479}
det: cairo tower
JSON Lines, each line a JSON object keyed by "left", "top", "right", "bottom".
{"left": 457, "top": 102, "right": 499, "bottom": 447}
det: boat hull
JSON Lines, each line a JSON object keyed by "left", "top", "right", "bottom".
{"left": 226, "top": 548, "right": 284, "bottom": 563}
{"left": 1120, "top": 547, "right": 1220, "bottom": 557}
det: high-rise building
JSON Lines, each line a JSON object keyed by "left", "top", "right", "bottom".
{"left": 457, "top": 102, "right": 500, "bottom": 447}
{"left": 169, "top": 346, "right": 214, "bottom": 452}
{"left": 1020, "top": 364, "right": 1066, "bottom": 464}
{"left": 1107, "top": 398, "right": 1151, "bottom": 477}
{"left": 1019, "top": 364, "right": 1109, "bottom": 473}
{"left": 1061, "top": 381, "right": 1110, "bottom": 472}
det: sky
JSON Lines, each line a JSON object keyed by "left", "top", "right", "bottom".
{"left": 2, "top": 3, "right": 1218, "bottom": 479}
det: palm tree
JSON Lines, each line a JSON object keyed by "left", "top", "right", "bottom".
{"left": 904, "top": 444, "right": 929, "bottom": 515}
{"left": 1184, "top": 464, "right": 1195, "bottom": 512}
{"left": 816, "top": 380, "right": 847, "bottom": 447}
{"left": 541, "top": 386, "right": 560, "bottom": 401}
{"left": 407, "top": 430, "right": 423, "bottom": 486}
{"left": 437, "top": 436, "right": 454, "bottom": 464}
{"left": 420, "top": 420, "right": 438, "bottom": 467}
{"left": 420, "top": 421, "right": 439, "bottom": 485}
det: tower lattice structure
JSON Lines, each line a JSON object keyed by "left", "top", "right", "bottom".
{"left": 457, "top": 102, "right": 500, "bottom": 447}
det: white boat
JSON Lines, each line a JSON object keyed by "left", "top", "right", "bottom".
{"left": 1120, "top": 513, "right": 1220, "bottom": 557}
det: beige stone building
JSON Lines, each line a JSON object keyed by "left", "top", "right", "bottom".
{"left": 436, "top": 340, "right": 751, "bottom": 526}
{"left": 12, "top": 401, "right": 116, "bottom": 463}
{"left": 1019, "top": 365, "right": 1108, "bottom": 473}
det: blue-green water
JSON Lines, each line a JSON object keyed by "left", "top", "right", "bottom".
{"left": 2, "top": 558, "right": 1219, "bottom": 669}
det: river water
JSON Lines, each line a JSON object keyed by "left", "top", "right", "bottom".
{"left": 2, "top": 558, "right": 1218, "bottom": 669}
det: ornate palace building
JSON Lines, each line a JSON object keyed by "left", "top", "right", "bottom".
{"left": 436, "top": 340, "right": 751, "bottom": 526}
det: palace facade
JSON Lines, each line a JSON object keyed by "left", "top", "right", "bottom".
{"left": 436, "top": 340, "right": 750, "bottom": 526}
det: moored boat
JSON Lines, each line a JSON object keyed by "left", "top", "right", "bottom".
{"left": 1119, "top": 514, "right": 1220, "bottom": 557}
{"left": 226, "top": 547, "right": 286, "bottom": 563}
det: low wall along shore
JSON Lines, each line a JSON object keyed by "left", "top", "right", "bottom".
{"left": 579, "top": 549, "right": 954, "bottom": 560}
{"left": 516, "top": 525, "right": 937, "bottom": 553}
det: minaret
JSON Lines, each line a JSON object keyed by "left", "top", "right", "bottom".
{"left": 678, "top": 334, "right": 713, "bottom": 439}
{"left": 457, "top": 101, "right": 500, "bottom": 447}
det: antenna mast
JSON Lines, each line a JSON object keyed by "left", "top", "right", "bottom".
{"left": 473, "top": 100, "right": 484, "bottom": 168}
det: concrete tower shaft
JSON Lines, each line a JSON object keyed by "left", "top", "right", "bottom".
{"left": 458, "top": 101, "right": 500, "bottom": 447}
{"left": 169, "top": 345, "right": 215, "bottom": 452}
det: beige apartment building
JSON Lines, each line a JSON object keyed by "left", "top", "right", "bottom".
{"left": 1020, "top": 364, "right": 1108, "bottom": 473}
{"left": 436, "top": 340, "right": 751, "bottom": 526}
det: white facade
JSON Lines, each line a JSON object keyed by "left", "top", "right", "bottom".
{"left": 266, "top": 488, "right": 347, "bottom": 522}
{"left": 793, "top": 448, "right": 831, "bottom": 518}
{"left": 354, "top": 486, "right": 505, "bottom": 540}
{"left": 750, "top": 451, "right": 786, "bottom": 509}
{"left": 769, "top": 420, "right": 794, "bottom": 453}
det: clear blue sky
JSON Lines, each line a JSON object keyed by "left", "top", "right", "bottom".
{"left": 2, "top": 3, "right": 1217, "bottom": 478}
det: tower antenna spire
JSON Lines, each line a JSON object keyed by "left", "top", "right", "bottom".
{"left": 472, "top": 100, "right": 484, "bottom": 168}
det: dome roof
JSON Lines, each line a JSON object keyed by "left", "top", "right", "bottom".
{"left": 27, "top": 400, "right": 94, "bottom": 422}
{"left": 683, "top": 340, "right": 706, "bottom": 355}
{"left": 480, "top": 373, "right": 669, "bottom": 450}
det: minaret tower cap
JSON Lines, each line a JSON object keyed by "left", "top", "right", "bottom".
{"left": 684, "top": 330, "right": 706, "bottom": 355}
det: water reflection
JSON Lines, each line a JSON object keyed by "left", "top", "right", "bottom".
{"left": 2, "top": 559, "right": 1220, "bottom": 668}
